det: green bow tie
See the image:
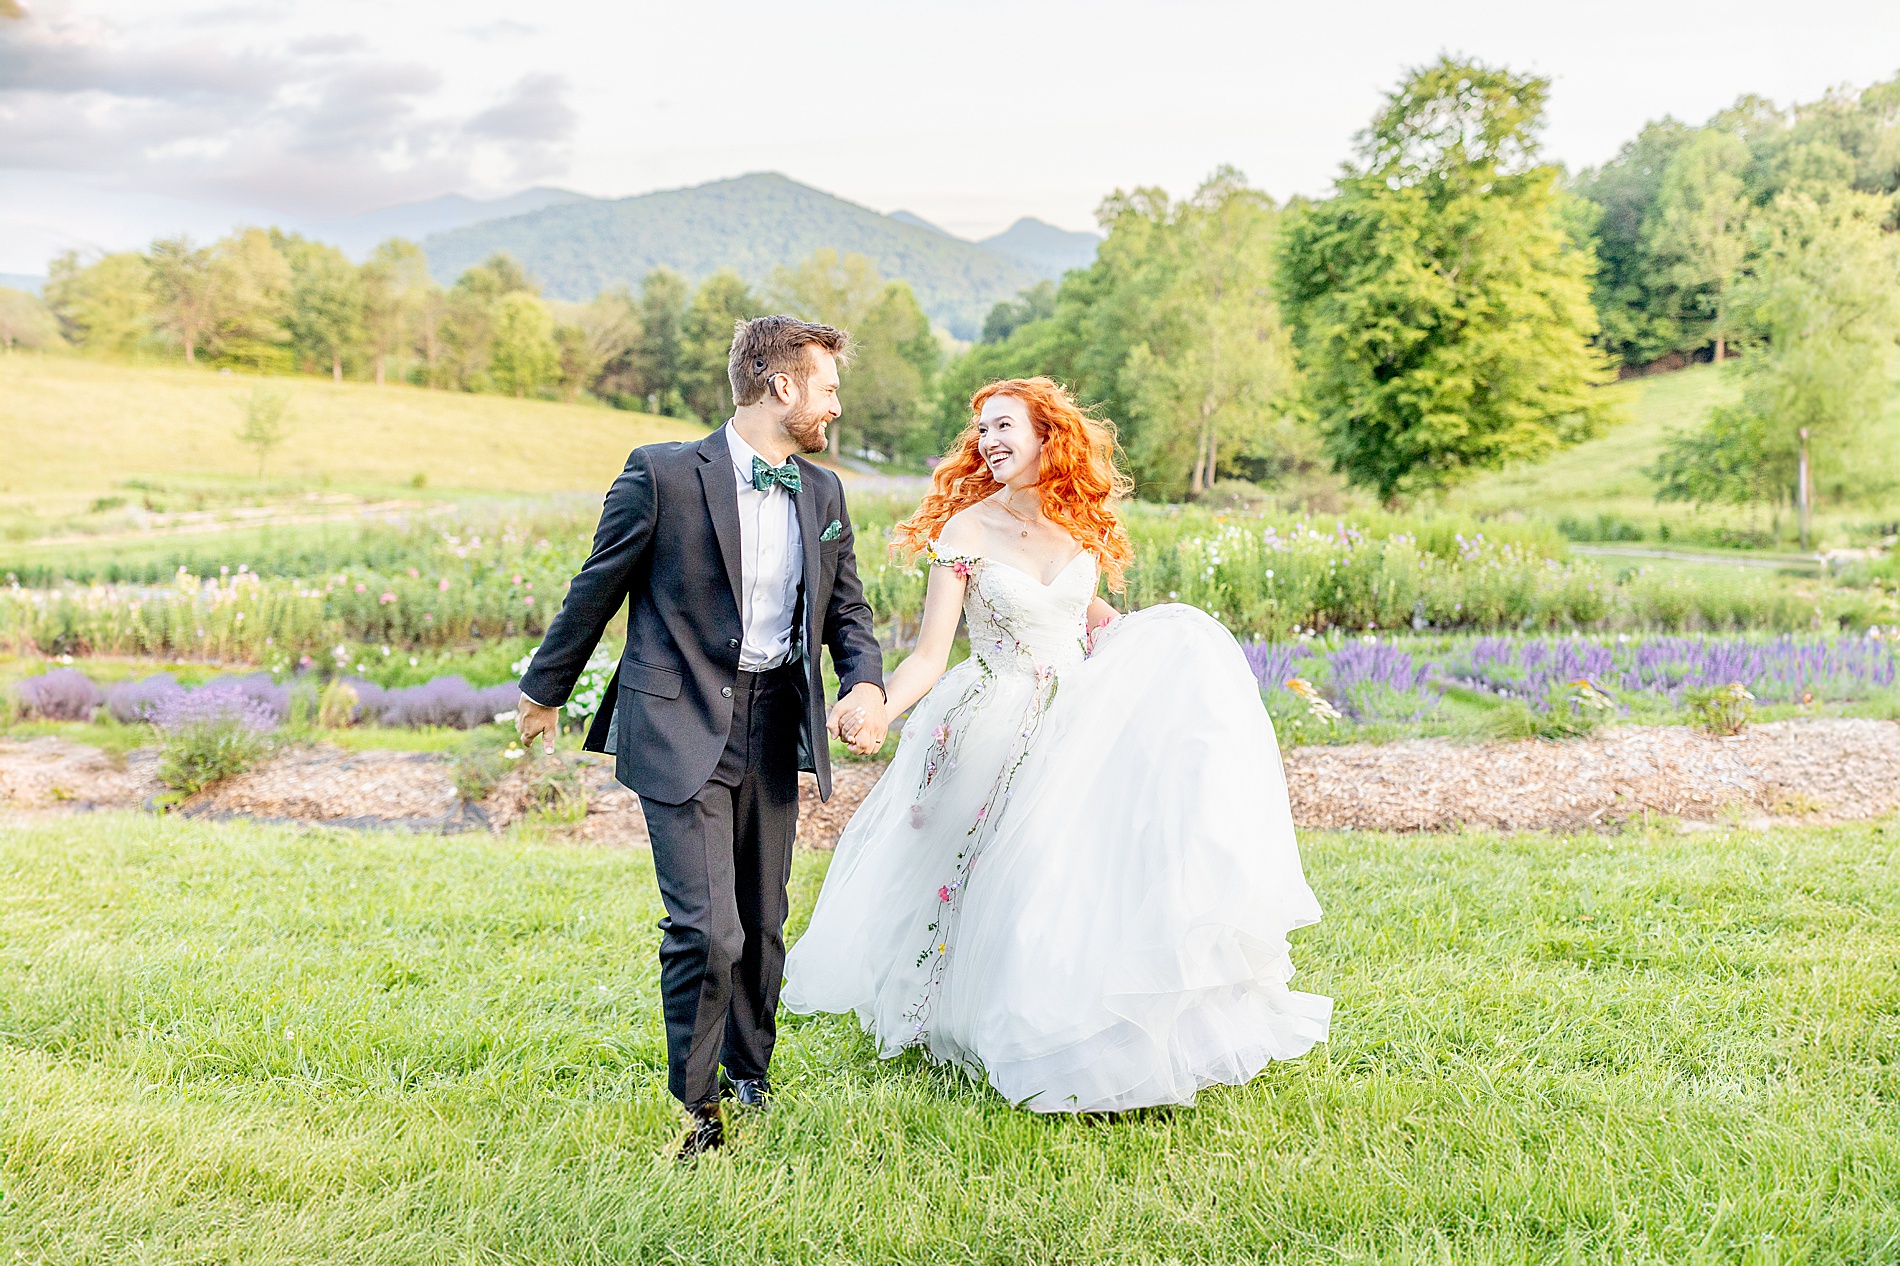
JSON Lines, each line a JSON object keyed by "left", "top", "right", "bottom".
{"left": 751, "top": 456, "right": 801, "bottom": 494}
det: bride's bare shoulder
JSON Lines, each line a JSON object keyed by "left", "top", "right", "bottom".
{"left": 933, "top": 506, "right": 991, "bottom": 559}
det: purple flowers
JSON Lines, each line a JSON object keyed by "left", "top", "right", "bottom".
{"left": 148, "top": 682, "right": 281, "bottom": 734}
{"left": 106, "top": 673, "right": 186, "bottom": 723}
{"left": 347, "top": 676, "right": 519, "bottom": 729}
{"left": 15, "top": 668, "right": 104, "bottom": 721}
{"left": 1246, "top": 632, "right": 1900, "bottom": 718}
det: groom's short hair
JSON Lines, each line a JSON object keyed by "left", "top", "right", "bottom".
{"left": 728, "top": 315, "right": 851, "bottom": 406}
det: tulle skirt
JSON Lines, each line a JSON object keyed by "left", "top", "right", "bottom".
{"left": 782, "top": 604, "right": 1331, "bottom": 1113}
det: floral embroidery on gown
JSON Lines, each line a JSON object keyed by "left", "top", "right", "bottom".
{"left": 782, "top": 545, "right": 1331, "bottom": 1113}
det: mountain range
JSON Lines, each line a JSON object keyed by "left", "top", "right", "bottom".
{"left": 419, "top": 173, "right": 1101, "bottom": 339}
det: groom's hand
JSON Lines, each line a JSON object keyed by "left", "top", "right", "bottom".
{"left": 827, "top": 683, "right": 888, "bottom": 755}
{"left": 516, "top": 693, "right": 559, "bottom": 755}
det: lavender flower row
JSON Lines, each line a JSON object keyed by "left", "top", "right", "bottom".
{"left": 13, "top": 668, "right": 517, "bottom": 731}
{"left": 1245, "top": 632, "right": 1900, "bottom": 720}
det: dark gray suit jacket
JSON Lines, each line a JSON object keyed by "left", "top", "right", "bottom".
{"left": 518, "top": 428, "right": 884, "bottom": 805}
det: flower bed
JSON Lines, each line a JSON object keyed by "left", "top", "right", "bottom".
{"left": 1245, "top": 630, "right": 1900, "bottom": 729}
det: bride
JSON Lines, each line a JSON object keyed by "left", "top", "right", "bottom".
{"left": 782, "top": 377, "right": 1330, "bottom": 1113}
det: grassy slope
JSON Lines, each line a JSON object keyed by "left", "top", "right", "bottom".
{"left": 1447, "top": 362, "right": 1900, "bottom": 546}
{"left": 0, "top": 354, "right": 702, "bottom": 515}
{"left": 3, "top": 813, "right": 1896, "bottom": 1263}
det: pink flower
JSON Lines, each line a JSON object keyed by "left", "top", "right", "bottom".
{"left": 379, "top": 591, "right": 396, "bottom": 604}
{"left": 407, "top": 567, "right": 419, "bottom": 578}
{"left": 354, "top": 582, "right": 366, "bottom": 593}
{"left": 975, "top": 804, "right": 988, "bottom": 823}
{"left": 523, "top": 596, "right": 535, "bottom": 606}
{"left": 937, "top": 885, "right": 952, "bottom": 903}
{"left": 438, "top": 579, "right": 451, "bottom": 591}
{"left": 951, "top": 560, "right": 972, "bottom": 577}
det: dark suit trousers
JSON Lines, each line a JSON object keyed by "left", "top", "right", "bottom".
{"left": 640, "top": 664, "right": 802, "bottom": 1107}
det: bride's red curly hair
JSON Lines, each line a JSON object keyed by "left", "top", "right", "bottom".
{"left": 892, "top": 377, "right": 1135, "bottom": 591}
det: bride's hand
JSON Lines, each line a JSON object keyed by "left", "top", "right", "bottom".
{"left": 1084, "top": 598, "right": 1120, "bottom": 653}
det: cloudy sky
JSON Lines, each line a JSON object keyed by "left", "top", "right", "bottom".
{"left": 4, "top": 0, "right": 1899, "bottom": 273}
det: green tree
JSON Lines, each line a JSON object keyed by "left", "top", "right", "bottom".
{"left": 1651, "top": 191, "right": 1900, "bottom": 541}
{"left": 841, "top": 280, "right": 941, "bottom": 462}
{"left": 560, "top": 287, "right": 642, "bottom": 404}
{"left": 679, "top": 270, "right": 761, "bottom": 422}
{"left": 147, "top": 235, "right": 221, "bottom": 363}
{"left": 980, "top": 280, "right": 1056, "bottom": 344}
{"left": 437, "top": 254, "right": 536, "bottom": 391}
{"left": 279, "top": 235, "right": 366, "bottom": 381}
{"left": 0, "top": 287, "right": 64, "bottom": 351}
{"left": 45, "top": 251, "right": 155, "bottom": 354}
{"left": 1277, "top": 56, "right": 1614, "bottom": 501}
{"left": 1647, "top": 129, "right": 1753, "bottom": 361}
{"left": 771, "top": 250, "right": 931, "bottom": 457}
{"left": 1572, "top": 120, "right": 1698, "bottom": 363}
{"left": 489, "top": 291, "right": 560, "bottom": 398}
{"left": 1114, "top": 168, "right": 1297, "bottom": 499}
{"left": 207, "top": 228, "right": 292, "bottom": 372}
{"left": 630, "top": 269, "right": 691, "bottom": 416}
{"left": 360, "top": 238, "right": 433, "bottom": 386}
{"left": 234, "top": 386, "right": 293, "bottom": 479}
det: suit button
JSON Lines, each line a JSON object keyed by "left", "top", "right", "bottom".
{"left": 727, "top": 638, "right": 739, "bottom": 649}
{"left": 721, "top": 686, "right": 733, "bottom": 698}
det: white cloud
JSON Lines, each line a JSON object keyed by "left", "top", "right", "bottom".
{"left": 0, "top": 4, "right": 575, "bottom": 215}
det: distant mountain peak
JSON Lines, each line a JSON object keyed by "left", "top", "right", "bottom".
{"left": 889, "top": 210, "right": 956, "bottom": 238}
{"left": 978, "top": 218, "right": 1101, "bottom": 276}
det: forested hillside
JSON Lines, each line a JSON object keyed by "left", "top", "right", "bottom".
{"left": 422, "top": 173, "right": 1047, "bottom": 339}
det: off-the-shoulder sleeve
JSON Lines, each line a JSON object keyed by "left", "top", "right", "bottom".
{"left": 926, "top": 544, "right": 983, "bottom": 576}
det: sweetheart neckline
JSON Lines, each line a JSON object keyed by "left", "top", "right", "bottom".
{"left": 974, "top": 549, "right": 1092, "bottom": 589}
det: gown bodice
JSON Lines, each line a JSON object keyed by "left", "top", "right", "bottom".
{"left": 934, "top": 548, "right": 1096, "bottom": 679}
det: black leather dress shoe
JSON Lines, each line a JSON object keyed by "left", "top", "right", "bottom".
{"left": 727, "top": 1076, "right": 770, "bottom": 1111}
{"left": 675, "top": 1101, "right": 724, "bottom": 1161}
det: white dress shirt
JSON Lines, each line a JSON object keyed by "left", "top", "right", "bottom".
{"left": 724, "top": 421, "right": 804, "bottom": 670}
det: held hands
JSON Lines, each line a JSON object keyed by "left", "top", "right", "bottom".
{"left": 826, "top": 682, "right": 889, "bottom": 755}
{"left": 515, "top": 693, "right": 560, "bottom": 755}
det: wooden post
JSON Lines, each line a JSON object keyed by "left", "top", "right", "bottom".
{"left": 1798, "top": 426, "right": 1812, "bottom": 550}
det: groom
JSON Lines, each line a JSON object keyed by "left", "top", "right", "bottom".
{"left": 515, "top": 315, "right": 889, "bottom": 1159}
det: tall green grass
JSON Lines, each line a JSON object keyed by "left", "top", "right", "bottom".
{"left": 5, "top": 497, "right": 1894, "bottom": 661}
{"left": 3, "top": 813, "right": 1897, "bottom": 1262}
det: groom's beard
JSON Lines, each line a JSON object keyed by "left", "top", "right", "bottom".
{"left": 785, "top": 401, "right": 830, "bottom": 454}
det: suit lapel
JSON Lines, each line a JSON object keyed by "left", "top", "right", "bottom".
{"left": 696, "top": 430, "right": 745, "bottom": 615}
{"left": 793, "top": 457, "right": 824, "bottom": 653}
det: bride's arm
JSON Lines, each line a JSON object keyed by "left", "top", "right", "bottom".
{"left": 880, "top": 564, "right": 969, "bottom": 720}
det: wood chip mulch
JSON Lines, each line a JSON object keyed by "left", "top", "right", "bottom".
{"left": 3, "top": 718, "right": 1896, "bottom": 841}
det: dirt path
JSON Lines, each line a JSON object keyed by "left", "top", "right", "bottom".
{"left": 3, "top": 719, "right": 1895, "bottom": 842}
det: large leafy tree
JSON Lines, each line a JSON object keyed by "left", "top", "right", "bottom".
{"left": 359, "top": 238, "right": 434, "bottom": 386}
{"left": 489, "top": 291, "right": 561, "bottom": 398}
{"left": 1651, "top": 190, "right": 1900, "bottom": 534}
{"left": 1277, "top": 57, "right": 1613, "bottom": 501}
{"left": 45, "top": 251, "right": 154, "bottom": 354}
{"left": 1115, "top": 168, "right": 1296, "bottom": 499}
{"left": 146, "top": 235, "right": 221, "bottom": 364}
{"left": 277, "top": 234, "right": 366, "bottom": 381}
{"left": 207, "top": 228, "right": 293, "bottom": 372}
{"left": 678, "top": 270, "right": 761, "bottom": 422}
{"left": 1647, "top": 129, "right": 1753, "bottom": 361}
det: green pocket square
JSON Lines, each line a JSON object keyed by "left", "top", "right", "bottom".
{"left": 819, "top": 519, "right": 843, "bottom": 542}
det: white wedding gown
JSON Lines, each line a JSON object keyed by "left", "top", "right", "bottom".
{"left": 782, "top": 547, "right": 1331, "bottom": 1113}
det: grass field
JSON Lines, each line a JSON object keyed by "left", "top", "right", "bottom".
{"left": 1446, "top": 362, "right": 1900, "bottom": 548}
{"left": 3, "top": 812, "right": 1896, "bottom": 1263}
{"left": 0, "top": 353, "right": 700, "bottom": 533}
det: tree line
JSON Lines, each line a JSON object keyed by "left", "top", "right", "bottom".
{"left": 15, "top": 58, "right": 1899, "bottom": 516}
{"left": 941, "top": 59, "right": 1900, "bottom": 512}
{"left": 37, "top": 234, "right": 939, "bottom": 462}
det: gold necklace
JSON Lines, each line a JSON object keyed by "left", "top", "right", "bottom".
{"left": 997, "top": 491, "right": 1039, "bottom": 538}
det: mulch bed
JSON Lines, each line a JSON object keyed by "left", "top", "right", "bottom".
{"left": 3, "top": 718, "right": 1896, "bottom": 842}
